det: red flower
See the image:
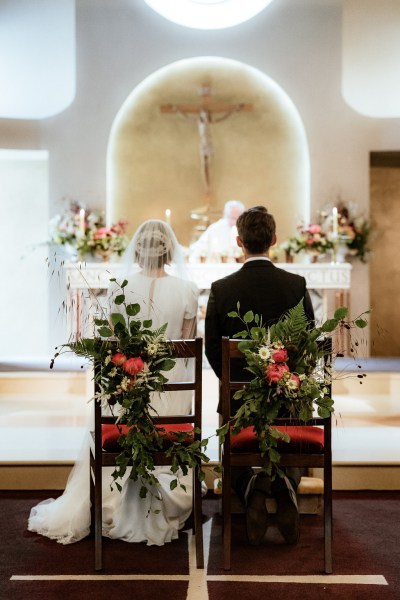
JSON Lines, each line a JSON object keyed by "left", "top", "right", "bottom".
{"left": 123, "top": 357, "right": 145, "bottom": 376}
{"left": 265, "top": 363, "right": 289, "bottom": 383}
{"left": 111, "top": 353, "right": 126, "bottom": 366}
{"left": 272, "top": 348, "right": 288, "bottom": 363}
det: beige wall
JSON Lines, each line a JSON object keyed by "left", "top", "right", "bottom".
{"left": 107, "top": 57, "right": 309, "bottom": 246}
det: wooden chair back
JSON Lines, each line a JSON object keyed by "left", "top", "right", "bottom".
{"left": 89, "top": 337, "right": 204, "bottom": 570}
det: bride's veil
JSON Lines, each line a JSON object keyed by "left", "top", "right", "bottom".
{"left": 119, "top": 219, "right": 191, "bottom": 281}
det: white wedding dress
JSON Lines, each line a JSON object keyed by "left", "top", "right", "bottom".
{"left": 28, "top": 272, "right": 200, "bottom": 546}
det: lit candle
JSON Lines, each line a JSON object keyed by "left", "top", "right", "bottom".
{"left": 165, "top": 208, "right": 171, "bottom": 226}
{"left": 79, "top": 208, "right": 85, "bottom": 237}
{"left": 332, "top": 207, "right": 338, "bottom": 237}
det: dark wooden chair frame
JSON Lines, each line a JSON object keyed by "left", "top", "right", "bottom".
{"left": 221, "top": 336, "right": 333, "bottom": 573}
{"left": 89, "top": 337, "right": 204, "bottom": 570}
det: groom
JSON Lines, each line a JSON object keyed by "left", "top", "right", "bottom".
{"left": 205, "top": 205, "right": 315, "bottom": 545}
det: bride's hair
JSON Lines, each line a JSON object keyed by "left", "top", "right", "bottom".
{"left": 119, "top": 219, "right": 190, "bottom": 279}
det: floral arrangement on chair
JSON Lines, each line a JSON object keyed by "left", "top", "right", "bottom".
{"left": 48, "top": 200, "right": 129, "bottom": 261}
{"left": 52, "top": 279, "right": 209, "bottom": 496}
{"left": 217, "top": 301, "right": 369, "bottom": 478}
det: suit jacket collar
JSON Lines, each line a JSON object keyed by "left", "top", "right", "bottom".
{"left": 241, "top": 259, "right": 274, "bottom": 270}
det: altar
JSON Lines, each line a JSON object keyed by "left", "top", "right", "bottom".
{"left": 63, "top": 261, "right": 352, "bottom": 348}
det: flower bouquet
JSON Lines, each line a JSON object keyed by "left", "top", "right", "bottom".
{"left": 281, "top": 223, "right": 334, "bottom": 262}
{"left": 336, "top": 204, "right": 370, "bottom": 263}
{"left": 217, "top": 300, "right": 369, "bottom": 477}
{"left": 48, "top": 200, "right": 129, "bottom": 261}
{"left": 52, "top": 279, "right": 209, "bottom": 496}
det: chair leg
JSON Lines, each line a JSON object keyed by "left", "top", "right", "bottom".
{"left": 89, "top": 454, "right": 95, "bottom": 536}
{"left": 324, "top": 464, "right": 333, "bottom": 574}
{"left": 94, "top": 460, "right": 103, "bottom": 571}
{"left": 193, "top": 466, "right": 204, "bottom": 569}
{"left": 222, "top": 465, "right": 232, "bottom": 570}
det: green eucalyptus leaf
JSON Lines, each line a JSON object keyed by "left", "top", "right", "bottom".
{"left": 94, "top": 318, "right": 108, "bottom": 326}
{"left": 139, "top": 486, "right": 148, "bottom": 498}
{"left": 97, "top": 326, "right": 113, "bottom": 337}
{"left": 114, "top": 294, "right": 125, "bottom": 305}
{"left": 126, "top": 303, "right": 141, "bottom": 316}
{"left": 233, "top": 330, "right": 249, "bottom": 339}
{"left": 320, "top": 318, "right": 339, "bottom": 333}
{"left": 111, "top": 313, "right": 126, "bottom": 327}
{"left": 334, "top": 307, "right": 348, "bottom": 320}
{"left": 158, "top": 358, "right": 175, "bottom": 371}
{"left": 355, "top": 318, "right": 368, "bottom": 328}
{"left": 243, "top": 310, "right": 254, "bottom": 324}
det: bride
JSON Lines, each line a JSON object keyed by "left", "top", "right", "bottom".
{"left": 28, "top": 219, "right": 200, "bottom": 546}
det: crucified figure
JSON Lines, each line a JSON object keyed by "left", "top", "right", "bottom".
{"left": 160, "top": 85, "right": 253, "bottom": 201}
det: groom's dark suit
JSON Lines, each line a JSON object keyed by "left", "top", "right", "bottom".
{"left": 205, "top": 259, "right": 314, "bottom": 381}
{"left": 205, "top": 258, "right": 315, "bottom": 544}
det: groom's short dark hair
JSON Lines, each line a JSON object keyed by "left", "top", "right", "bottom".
{"left": 236, "top": 205, "right": 276, "bottom": 254}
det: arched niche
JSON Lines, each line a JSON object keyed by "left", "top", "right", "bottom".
{"left": 107, "top": 56, "right": 309, "bottom": 246}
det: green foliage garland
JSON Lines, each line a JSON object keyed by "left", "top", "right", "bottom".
{"left": 217, "top": 300, "right": 369, "bottom": 479}
{"left": 54, "top": 279, "right": 210, "bottom": 498}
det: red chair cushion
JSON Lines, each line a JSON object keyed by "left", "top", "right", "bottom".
{"left": 230, "top": 425, "right": 324, "bottom": 453}
{"left": 101, "top": 423, "right": 194, "bottom": 452}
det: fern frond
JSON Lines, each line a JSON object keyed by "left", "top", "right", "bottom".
{"left": 269, "top": 299, "right": 308, "bottom": 344}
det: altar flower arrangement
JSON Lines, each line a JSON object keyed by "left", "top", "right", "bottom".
{"left": 336, "top": 204, "right": 370, "bottom": 263}
{"left": 281, "top": 223, "right": 334, "bottom": 261}
{"left": 76, "top": 219, "right": 129, "bottom": 260}
{"left": 281, "top": 202, "right": 370, "bottom": 263}
{"left": 48, "top": 200, "right": 129, "bottom": 261}
{"left": 52, "top": 279, "right": 209, "bottom": 496}
{"left": 217, "top": 300, "right": 369, "bottom": 478}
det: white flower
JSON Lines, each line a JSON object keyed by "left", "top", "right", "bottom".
{"left": 119, "top": 376, "right": 131, "bottom": 391}
{"left": 286, "top": 378, "right": 299, "bottom": 391}
{"left": 104, "top": 354, "right": 112, "bottom": 365}
{"left": 94, "top": 389, "right": 112, "bottom": 411}
{"left": 258, "top": 346, "right": 271, "bottom": 360}
{"left": 109, "top": 367, "right": 118, "bottom": 377}
{"left": 147, "top": 342, "right": 159, "bottom": 356}
{"left": 272, "top": 340, "right": 284, "bottom": 349}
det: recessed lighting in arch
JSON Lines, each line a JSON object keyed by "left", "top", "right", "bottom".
{"left": 143, "top": 0, "right": 276, "bottom": 30}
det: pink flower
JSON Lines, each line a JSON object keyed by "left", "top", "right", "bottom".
{"left": 123, "top": 357, "right": 145, "bottom": 376}
{"left": 265, "top": 363, "right": 289, "bottom": 383}
{"left": 94, "top": 227, "right": 110, "bottom": 239}
{"left": 111, "top": 353, "right": 126, "bottom": 366}
{"left": 272, "top": 348, "right": 288, "bottom": 363}
{"left": 308, "top": 224, "right": 321, "bottom": 234}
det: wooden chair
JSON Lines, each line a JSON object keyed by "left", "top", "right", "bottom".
{"left": 220, "top": 336, "right": 332, "bottom": 573}
{"left": 89, "top": 337, "right": 204, "bottom": 570}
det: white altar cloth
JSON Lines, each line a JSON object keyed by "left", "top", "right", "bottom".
{"left": 64, "top": 261, "right": 351, "bottom": 292}
{"left": 63, "top": 261, "right": 351, "bottom": 341}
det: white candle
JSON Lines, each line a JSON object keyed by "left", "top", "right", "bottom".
{"left": 332, "top": 207, "right": 338, "bottom": 237}
{"left": 79, "top": 208, "right": 85, "bottom": 237}
{"left": 165, "top": 208, "right": 171, "bottom": 226}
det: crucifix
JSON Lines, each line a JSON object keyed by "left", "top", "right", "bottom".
{"left": 160, "top": 85, "right": 253, "bottom": 208}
